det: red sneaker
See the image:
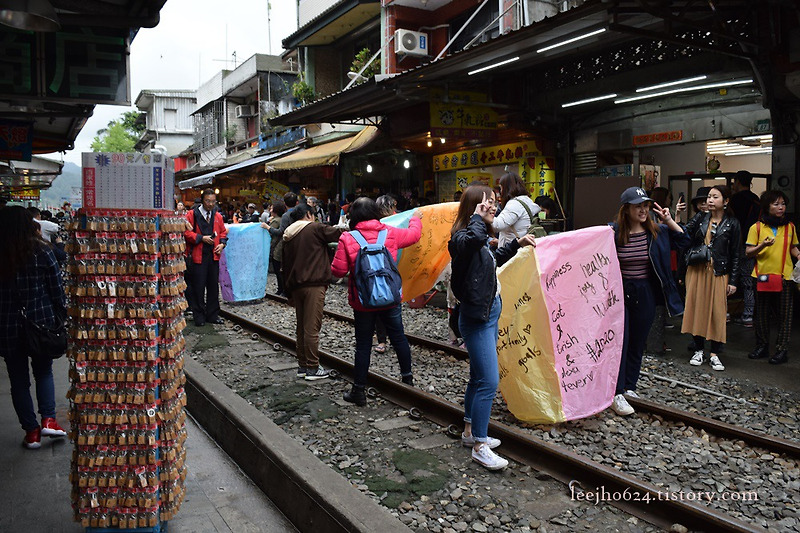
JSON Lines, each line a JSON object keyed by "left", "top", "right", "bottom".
{"left": 41, "top": 417, "right": 67, "bottom": 438}
{"left": 23, "top": 427, "right": 41, "bottom": 449}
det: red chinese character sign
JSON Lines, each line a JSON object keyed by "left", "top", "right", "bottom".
{"left": 82, "top": 152, "right": 172, "bottom": 210}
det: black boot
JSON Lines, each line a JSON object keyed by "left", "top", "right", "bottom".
{"left": 343, "top": 385, "right": 366, "bottom": 406}
{"left": 401, "top": 374, "right": 414, "bottom": 387}
{"left": 769, "top": 350, "right": 788, "bottom": 365}
{"left": 748, "top": 345, "right": 769, "bottom": 359}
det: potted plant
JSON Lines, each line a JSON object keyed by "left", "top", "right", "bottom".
{"left": 292, "top": 73, "right": 315, "bottom": 105}
{"left": 349, "top": 47, "right": 379, "bottom": 85}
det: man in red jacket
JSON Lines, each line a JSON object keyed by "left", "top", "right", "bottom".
{"left": 185, "top": 189, "right": 228, "bottom": 326}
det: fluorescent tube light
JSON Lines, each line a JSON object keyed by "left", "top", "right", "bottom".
{"left": 536, "top": 28, "right": 606, "bottom": 53}
{"left": 635, "top": 75, "right": 707, "bottom": 93}
{"left": 723, "top": 148, "right": 773, "bottom": 156}
{"left": 561, "top": 93, "right": 617, "bottom": 108}
{"left": 468, "top": 56, "right": 520, "bottom": 76}
{"left": 706, "top": 140, "right": 729, "bottom": 146}
{"left": 615, "top": 79, "right": 753, "bottom": 104}
{"left": 741, "top": 134, "right": 772, "bottom": 141}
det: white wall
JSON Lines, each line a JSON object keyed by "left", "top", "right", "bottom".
{"left": 716, "top": 153, "right": 771, "bottom": 174}
{"left": 638, "top": 142, "right": 708, "bottom": 182}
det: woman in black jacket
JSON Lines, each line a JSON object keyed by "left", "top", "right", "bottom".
{"left": 448, "top": 185, "right": 535, "bottom": 471}
{"left": 0, "top": 207, "right": 68, "bottom": 449}
{"left": 682, "top": 185, "right": 741, "bottom": 371}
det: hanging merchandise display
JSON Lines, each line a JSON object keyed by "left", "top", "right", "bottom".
{"left": 63, "top": 209, "right": 188, "bottom": 531}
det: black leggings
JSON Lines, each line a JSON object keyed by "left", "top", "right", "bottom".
{"left": 693, "top": 336, "right": 724, "bottom": 354}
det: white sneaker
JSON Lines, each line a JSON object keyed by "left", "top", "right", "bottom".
{"left": 611, "top": 394, "right": 634, "bottom": 416}
{"left": 304, "top": 366, "right": 330, "bottom": 381}
{"left": 471, "top": 443, "right": 508, "bottom": 470}
{"left": 689, "top": 350, "right": 704, "bottom": 366}
{"left": 709, "top": 355, "right": 725, "bottom": 371}
{"left": 462, "top": 433, "right": 501, "bottom": 449}
{"left": 623, "top": 390, "right": 640, "bottom": 399}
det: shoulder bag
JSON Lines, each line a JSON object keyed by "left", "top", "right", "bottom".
{"left": 17, "top": 290, "right": 67, "bottom": 359}
{"left": 685, "top": 214, "right": 713, "bottom": 266}
{"left": 755, "top": 222, "right": 791, "bottom": 292}
{"left": 512, "top": 197, "right": 547, "bottom": 238}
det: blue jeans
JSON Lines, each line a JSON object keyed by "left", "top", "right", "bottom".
{"left": 4, "top": 354, "right": 56, "bottom": 431}
{"left": 353, "top": 305, "right": 412, "bottom": 387}
{"left": 617, "top": 279, "right": 657, "bottom": 394}
{"left": 459, "top": 295, "right": 501, "bottom": 442}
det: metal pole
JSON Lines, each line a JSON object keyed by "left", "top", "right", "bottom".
{"left": 344, "top": 35, "right": 395, "bottom": 91}
{"left": 434, "top": 0, "right": 490, "bottom": 61}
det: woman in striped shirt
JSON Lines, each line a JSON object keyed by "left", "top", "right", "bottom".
{"left": 610, "top": 187, "right": 688, "bottom": 416}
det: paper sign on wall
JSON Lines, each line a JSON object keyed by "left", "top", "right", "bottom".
{"left": 219, "top": 223, "right": 271, "bottom": 302}
{"left": 82, "top": 152, "right": 170, "bottom": 210}
{"left": 497, "top": 226, "right": 624, "bottom": 423}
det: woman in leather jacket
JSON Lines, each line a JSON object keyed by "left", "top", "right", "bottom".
{"left": 682, "top": 185, "right": 741, "bottom": 371}
{"left": 448, "top": 185, "right": 535, "bottom": 471}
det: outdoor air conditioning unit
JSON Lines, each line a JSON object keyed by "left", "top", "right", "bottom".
{"left": 235, "top": 104, "right": 255, "bottom": 118}
{"left": 394, "top": 29, "right": 428, "bottom": 57}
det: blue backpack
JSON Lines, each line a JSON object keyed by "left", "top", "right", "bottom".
{"left": 350, "top": 229, "right": 403, "bottom": 308}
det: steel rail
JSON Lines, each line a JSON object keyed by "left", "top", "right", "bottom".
{"left": 253, "top": 295, "right": 800, "bottom": 456}
{"left": 218, "top": 308, "right": 764, "bottom": 533}
{"left": 261, "top": 292, "right": 468, "bottom": 359}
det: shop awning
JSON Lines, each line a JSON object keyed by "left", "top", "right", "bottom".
{"left": 265, "top": 126, "right": 379, "bottom": 172}
{"left": 178, "top": 147, "right": 300, "bottom": 190}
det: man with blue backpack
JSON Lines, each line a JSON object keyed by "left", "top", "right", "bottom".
{"left": 331, "top": 197, "right": 422, "bottom": 406}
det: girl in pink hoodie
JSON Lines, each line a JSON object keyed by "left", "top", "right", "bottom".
{"left": 331, "top": 197, "right": 421, "bottom": 405}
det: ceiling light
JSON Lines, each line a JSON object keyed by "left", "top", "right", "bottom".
{"left": 366, "top": 164, "right": 373, "bottom": 173}
{"left": 0, "top": 0, "right": 60, "bottom": 32}
{"left": 403, "top": 159, "right": 410, "bottom": 169}
{"left": 741, "top": 134, "right": 772, "bottom": 142}
{"left": 723, "top": 148, "right": 773, "bottom": 156}
{"left": 614, "top": 79, "right": 753, "bottom": 104}
{"left": 561, "top": 93, "right": 617, "bottom": 108}
{"left": 426, "top": 140, "right": 433, "bottom": 147}
{"left": 440, "top": 138, "right": 446, "bottom": 144}
{"left": 468, "top": 56, "right": 520, "bottom": 76}
{"left": 536, "top": 28, "right": 606, "bottom": 54}
{"left": 706, "top": 140, "right": 729, "bottom": 146}
{"left": 691, "top": 178, "right": 702, "bottom": 182}
{"left": 635, "top": 75, "right": 707, "bottom": 93}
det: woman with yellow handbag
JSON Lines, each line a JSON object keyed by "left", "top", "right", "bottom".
{"left": 745, "top": 190, "right": 800, "bottom": 365}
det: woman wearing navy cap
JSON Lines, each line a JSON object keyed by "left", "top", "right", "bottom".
{"left": 610, "top": 187, "right": 689, "bottom": 415}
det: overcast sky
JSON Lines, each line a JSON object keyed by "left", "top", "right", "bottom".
{"left": 62, "top": 0, "right": 298, "bottom": 165}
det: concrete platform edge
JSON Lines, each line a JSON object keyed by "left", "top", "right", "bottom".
{"left": 184, "top": 358, "right": 411, "bottom": 533}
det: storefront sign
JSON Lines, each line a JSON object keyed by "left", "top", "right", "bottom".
{"left": 11, "top": 187, "right": 40, "bottom": 201}
{"left": 433, "top": 141, "right": 543, "bottom": 172}
{"left": 0, "top": 120, "right": 33, "bottom": 161}
{"left": 0, "top": 26, "right": 130, "bottom": 104}
{"left": 261, "top": 177, "right": 289, "bottom": 201}
{"left": 430, "top": 89, "right": 498, "bottom": 140}
{"left": 633, "top": 130, "right": 683, "bottom": 146}
{"left": 497, "top": 226, "right": 624, "bottom": 423}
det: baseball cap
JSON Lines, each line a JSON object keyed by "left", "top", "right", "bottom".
{"left": 620, "top": 187, "right": 653, "bottom": 205}
{"left": 247, "top": 203, "right": 257, "bottom": 209}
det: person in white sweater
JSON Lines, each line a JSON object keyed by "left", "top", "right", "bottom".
{"left": 491, "top": 172, "right": 541, "bottom": 247}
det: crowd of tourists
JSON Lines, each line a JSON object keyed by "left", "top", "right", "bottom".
{"left": 0, "top": 170, "right": 796, "bottom": 471}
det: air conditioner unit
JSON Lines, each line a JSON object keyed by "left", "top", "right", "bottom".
{"left": 235, "top": 104, "right": 255, "bottom": 118}
{"left": 394, "top": 29, "right": 428, "bottom": 57}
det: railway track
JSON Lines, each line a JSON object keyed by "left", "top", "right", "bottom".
{"left": 257, "top": 294, "right": 800, "bottom": 460}
{"left": 218, "top": 307, "right": 789, "bottom": 533}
